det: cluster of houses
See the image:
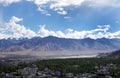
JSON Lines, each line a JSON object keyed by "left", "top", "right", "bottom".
{"left": 0, "top": 63, "right": 117, "bottom": 78}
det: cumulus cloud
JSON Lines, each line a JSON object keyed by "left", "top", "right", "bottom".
{"left": 37, "top": 25, "right": 120, "bottom": 39}
{"left": 27, "top": 0, "right": 120, "bottom": 16}
{"left": 0, "top": 16, "right": 120, "bottom": 39}
{"left": 37, "top": 25, "right": 65, "bottom": 38}
{"left": 0, "top": 0, "right": 22, "bottom": 6}
{"left": 0, "top": 16, "right": 36, "bottom": 39}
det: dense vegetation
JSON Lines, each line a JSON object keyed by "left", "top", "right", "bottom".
{"left": 0, "top": 58, "right": 120, "bottom": 77}
{"left": 35, "top": 58, "right": 120, "bottom": 77}
{"left": 0, "top": 62, "right": 16, "bottom": 73}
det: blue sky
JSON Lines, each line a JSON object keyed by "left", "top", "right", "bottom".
{"left": 0, "top": 0, "right": 120, "bottom": 39}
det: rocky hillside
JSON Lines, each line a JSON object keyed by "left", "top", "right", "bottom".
{"left": 107, "top": 50, "right": 120, "bottom": 58}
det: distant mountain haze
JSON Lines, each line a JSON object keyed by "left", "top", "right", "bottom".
{"left": 0, "top": 36, "right": 120, "bottom": 53}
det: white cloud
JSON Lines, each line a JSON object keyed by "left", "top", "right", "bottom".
{"left": 37, "top": 25, "right": 120, "bottom": 39}
{"left": 57, "top": 10, "right": 67, "bottom": 15}
{"left": 0, "top": 0, "right": 22, "bottom": 6}
{"left": 64, "top": 16, "right": 71, "bottom": 19}
{"left": 1, "top": 0, "right": 120, "bottom": 15}
{"left": 37, "top": 25, "right": 64, "bottom": 38}
{"left": 27, "top": 0, "right": 84, "bottom": 15}
{"left": 37, "top": 6, "right": 51, "bottom": 16}
{"left": 0, "top": 16, "right": 120, "bottom": 39}
{"left": 0, "top": 16, "right": 36, "bottom": 39}
{"left": 27, "top": 0, "right": 120, "bottom": 16}
{"left": 87, "top": 0, "right": 120, "bottom": 8}
{"left": 46, "top": 13, "right": 51, "bottom": 16}
{"left": 110, "top": 31, "right": 120, "bottom": 38}
{"left": 66, "top": 28, "right": 74, "bottom": 33}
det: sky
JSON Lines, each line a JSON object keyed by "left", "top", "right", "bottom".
{"left": 0, "top": 0, "right": 120, "bottom": 39}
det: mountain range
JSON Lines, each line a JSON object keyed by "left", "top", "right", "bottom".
{"left": 0, "top": 36, "right": 120, "bottom": 53}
